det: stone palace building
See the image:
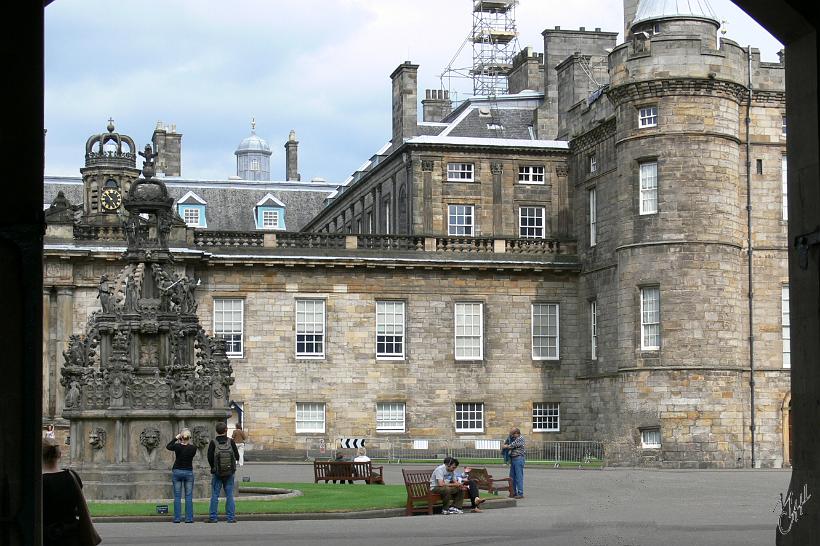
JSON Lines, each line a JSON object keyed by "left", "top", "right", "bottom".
{"left": 43, "top": 0, "right": 791, "bottom": 468}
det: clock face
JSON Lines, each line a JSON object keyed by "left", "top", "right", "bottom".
{"left": 101, "top": 188, "right": 122, "bottom": 211}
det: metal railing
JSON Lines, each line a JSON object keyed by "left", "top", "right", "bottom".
{"left": 303, "top": 437, "right": 604, "bottom": 466}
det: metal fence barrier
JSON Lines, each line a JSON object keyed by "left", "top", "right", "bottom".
{"left": 303, "top": 437, "right": 604, "bottom": 466}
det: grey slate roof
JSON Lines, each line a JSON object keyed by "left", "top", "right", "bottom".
{"left": 44, "top": 176, "right": 337, "bottom": 232}
{"left": 445, "top": 108, "right": 536, "bottom": 139}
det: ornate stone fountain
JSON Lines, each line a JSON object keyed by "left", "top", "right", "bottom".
{"left": 60, "top": 144, "right": 234, "bottom": 500}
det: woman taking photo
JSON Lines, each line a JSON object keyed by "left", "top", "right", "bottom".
{"left": 166, "top": 429, "right": 197, "bottom": 523}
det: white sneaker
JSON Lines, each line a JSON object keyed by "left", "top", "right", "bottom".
{"left": 448, "top": 507, "right": 463, "bottom": 514}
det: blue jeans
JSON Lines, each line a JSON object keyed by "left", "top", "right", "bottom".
{"left": 171, "top": 469, "right": 194, "bottom": 522}
{"left": 510, "top": 456, "right": 525, "bottom": 496}
{"left": 209, "top": 474, "right": 236, "bottom": 522}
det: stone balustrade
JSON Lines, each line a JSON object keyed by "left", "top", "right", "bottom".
{"left": 193, "top": 230, "right": 264, "bottom": 247}
{"left": 77, "top": 228, "right": 575, "bottom": 257}
{"left": 73, "top": 224, "right": 126, "bottom": 241}
{"left": 197, "top": 231, "right": 574, "bottom": 256}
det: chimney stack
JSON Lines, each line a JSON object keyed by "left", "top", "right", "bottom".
{"left": 151, "top": 121, "right": 182, "bottom": 176}
{"left": 285, "top": 129, "right": 300, "bottom": 181}
{"left": 422, "top": 89, "right": 452, "bottom": 122}
{"left": 390, "top": 61, "right": 419, "bottom": 148}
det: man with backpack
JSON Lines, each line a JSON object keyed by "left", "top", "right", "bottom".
{"left": 206, "top": 422, "right": 240, "bottom": 523}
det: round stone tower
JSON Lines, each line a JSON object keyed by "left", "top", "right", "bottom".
{"left": 234, "top": 118, "right": 272, "bottom": 181}
{"left": 605, "top": 0, "right": 755, "bottom": 466}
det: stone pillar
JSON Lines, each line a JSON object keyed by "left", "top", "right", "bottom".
{"left": 373, "top": 187, "right": 381, "bottom": 234}
{"left": 491, "top": 162, "right": 503, "bottom": 236}
{"left": 42, "top": 287, "right": 52, "bottom": 419}
{"left": 422, "top": 160, "right": 434, "bottom": 233}
{"left": 55, "top": 287, "right": 75, "bottom": 417}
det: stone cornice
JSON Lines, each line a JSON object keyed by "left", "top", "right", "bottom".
{"left": 569, "top": 118, "right": 617, "bottom": 153}
{"left": 607, "top": 78, "right": 749, "bottom": 106}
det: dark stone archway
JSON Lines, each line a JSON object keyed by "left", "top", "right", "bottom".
{"left": 729, "top": 2, "right": 820, "bottom": 543}
{"left": 0, "top": 2, "right": 817, "bottom": 544}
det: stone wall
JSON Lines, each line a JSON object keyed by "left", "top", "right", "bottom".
{"left": 196, "top": 264, "right": 581, "bottom": 456}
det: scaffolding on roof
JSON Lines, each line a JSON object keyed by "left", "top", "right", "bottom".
{"left": 440, "top": 0, "right": 521, "bottom": 98}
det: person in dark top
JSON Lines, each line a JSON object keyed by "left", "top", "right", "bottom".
{"left": 206, "top": 422, "right": 240, "bottom": 523}
{"left": 42, "top": 437, "right": 84, "bottom": 546}
{"left": 166, "top": 428, "right": 198, "bottom": 523}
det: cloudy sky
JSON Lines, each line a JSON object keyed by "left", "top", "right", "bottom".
{"left": 45, "top": 0, "right": 783, "bottom": 184}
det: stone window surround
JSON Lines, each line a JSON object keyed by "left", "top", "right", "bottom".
{"left": 213, "top": 297, "right": 244, "bottom": 358}
{"left": 454, "top": 301, "right": 484, "bottom": 361}
{"left": 517, "top": 164, "right": 546, "bottom": 184}
{"left": 296, "top": 298, "right": 326, "bottom": 359}
{"left": 589, "top": 187, "right": 597, "bottom": 247}
{"left": 447, "top": 203, "right": 476, "bottom": 236}
{"left": 640, "top": 427, "right": 661, "bottom": 449}
{"left": 376, "top": 401, "right": 406, "bottom": 432}
{"left": 532, "top": 302, "right": 559, "bottom": 360}
{"left": 590, "top": 298, "right": 598, "bottom": 361}
{"left": 639, "top": 285, "right": 661, "bottom": 351}
{"left": 782, "top": 154, "right": 788, "bottom": 221}
{"left": 295, "top": 401, "right": 326, "bottom": 434}
{"left": 638, "top": 159, "right": 659, "bottom": 215}
{"left": 637, "top": 104, "right": 659, "bottom": 129}
{"left": 782, "top": 284, "right": 790, "bottom": 369}
{"left": 376, "top": 300, "right": 406, "bottom": 360}
{"left": 518, "top": 205, "right": 546, "bottom": 239}
{"left": 454, "top": 401, "right": 484, "bottom": 433}
{"left": 532, "top": 402, "right": 560, "bottom": 432}
{"left": 446, "top": 162, "right": 475, "bottom": 182}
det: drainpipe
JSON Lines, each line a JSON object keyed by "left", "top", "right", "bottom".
{"left": 745, "top": 45, "right": 756, "bottom": 469}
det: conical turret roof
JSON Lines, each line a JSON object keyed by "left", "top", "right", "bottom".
{"left": 632, "top": 0, "right": 719, "bottom": 28}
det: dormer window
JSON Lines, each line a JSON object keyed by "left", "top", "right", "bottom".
{"left": 176, "top": 191, "right": 207, "bottom": 228}
{"left": 261, "top": 209, "right": 280, "bottom": 228}
{"left": 255, "top": 193, "right": 286, "bottom": 230}
{"left": 182, "top": 208, "right": 201, "bottom": 225}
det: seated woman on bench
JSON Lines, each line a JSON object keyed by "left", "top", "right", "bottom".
{"left": 455, "top": 466, "right": 486, "bottom": 513}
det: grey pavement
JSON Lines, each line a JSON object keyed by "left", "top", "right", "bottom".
{"left": 95, "top": 463, "right": 791, "bottom": 546}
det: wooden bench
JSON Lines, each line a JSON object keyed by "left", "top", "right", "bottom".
{"left": 466, "top": 467, "right": 514, "bottom": 497}
{"left": 313, "top": 460, "right": 384, "bottom": 484}
{"left": 402, "top": 468, "right": 443, "bottom": 516}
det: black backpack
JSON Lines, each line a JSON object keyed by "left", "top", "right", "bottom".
{"left": 214, "top": 439, "right": 235, "bottom": 477}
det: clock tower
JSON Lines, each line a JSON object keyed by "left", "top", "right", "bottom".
{"left": 79, "top": 119, "right": 141, "bottom": 223}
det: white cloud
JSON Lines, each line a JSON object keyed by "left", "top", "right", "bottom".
{"left": 45, "top": 0, "right": 783, "bottom": 183}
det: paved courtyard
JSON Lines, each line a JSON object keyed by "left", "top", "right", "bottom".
{"left": 95, "top": 463, "right": 790, "bottom": 546}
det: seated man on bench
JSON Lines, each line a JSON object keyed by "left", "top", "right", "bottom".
{"left": 431, "top": 457, "right": 465, "bottom": 515}
{"left": 332, "top": 451, "right": 353, "bottom": 484}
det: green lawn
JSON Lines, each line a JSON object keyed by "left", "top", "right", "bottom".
{"left": 89, "top": 482, "right": 410, "bottom": 517}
